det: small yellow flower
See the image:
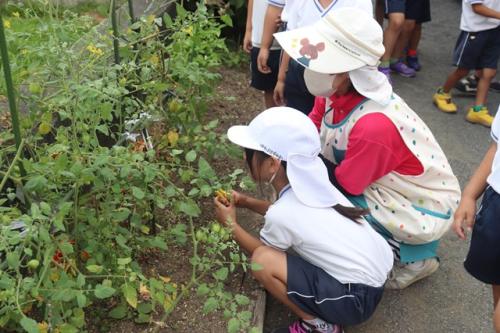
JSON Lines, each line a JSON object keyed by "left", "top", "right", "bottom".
{"left": 149, "top": 54, "right": 159, "bottom": 65}
{"left": 86, "top": 44, "right": 103, "bottom": 56}
{"left": 21, "top": 49, "right": 28, "bottom": 55}
{"left": 146, "top": 15, "right": 155, "bottom": 25}
{"left": 12, "top": 12, "right": 20, "bottom": 18}
{"left": 182, "top": 25, "right": 193, "bottom": 36}
{"left": 4, "top": 20, "right": 11, "bottom": 29}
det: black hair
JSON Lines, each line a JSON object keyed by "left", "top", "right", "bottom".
{"left": 244, "top": 148, "right": 368, "bottom": 223}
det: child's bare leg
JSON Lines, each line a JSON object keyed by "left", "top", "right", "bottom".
{"left": 264, "top": 90, "right": 277, "bottom": 109}
{"left": 392, "top": 19, "right": 416, "bottom": 60}
{"left": 381, "top": 13, "right": 405, "bottom": 63}
{"left": 493, "top": 285, "right": 500, "bottom": 333}
{"left": 475, "top": 68, "right": 497, "bottom": 106}
{"left": 251, "top": 246, "right": 315, "bottom": 320}
{"left": 443, "top": 67, "right": 470, "bottom": 93}
{"left": 409, "top": 23, "right": 422, "bottom": 51}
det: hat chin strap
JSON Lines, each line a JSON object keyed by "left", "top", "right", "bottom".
{"left": 266, "top": 167, "right": 280, "bottom": 185}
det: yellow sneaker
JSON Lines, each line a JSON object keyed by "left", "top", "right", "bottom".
{"left": 466, "top": 106, "right": 494, "bottom": 127}
{"left": 433, "top": 89, "right": 457, "bottom": 113}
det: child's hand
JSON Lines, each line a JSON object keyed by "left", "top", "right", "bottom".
{"left": 231, "top": 190, "right": 247, "bottom": 208}
{"left": 452, "top": 197, "right": 477, "bottom": 240}
{"left": 214, "top": 196, "right": 237, "bottom": 228}
{"left": 257, "top": 48, "right": 271, "bottom": 74}
{"left": 243, "top": 31, "right": 252, "bottom": 53}
{"left": 274, "top": 80, "right": 286, "bottom": 106}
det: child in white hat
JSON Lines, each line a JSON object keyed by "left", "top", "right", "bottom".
{"left": 274, "top": 7, "right": 461, "bottom": 289}
{"left": 214, "top": 107, "right": 393, "bottom": 333}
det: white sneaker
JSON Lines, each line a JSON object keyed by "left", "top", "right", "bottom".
{"left": 385, "top": 258, "right": 439, "bottom": 290}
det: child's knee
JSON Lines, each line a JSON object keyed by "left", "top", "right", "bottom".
{"left": 251, "top": 246, "right": 279, "bottom": 279}
{"left": 481, "top": 69, "right": 497, "bottom": 80}
{"left": 388, "top": 15, "right": 405, "bottom": 30}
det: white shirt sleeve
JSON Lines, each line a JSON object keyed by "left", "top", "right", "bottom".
{"left": 464, "top": 0, "right": 484, "bottom": 4}
{"left": 491, "top": 106, "right": 500, "bottom": 142}
{"left": 260, "top": 208, "right": 294, "bottom": 250}
{"left": 268, "top": 0, "right": 285, "bottom": 8}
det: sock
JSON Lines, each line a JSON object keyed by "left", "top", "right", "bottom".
{"left": 379, "top": 60, "right": 390, "bottom": 68}
{"left": 304, "top": 318, "right": 334, "bottom": 333}
{"left": 472, "top": 105, "right": 484, "bottom": 112}
{"left": 407, "top": 48, "right": 417, "bottom": 57}
{"left": 390, "top": 57, "right": 399, "bottom": 65}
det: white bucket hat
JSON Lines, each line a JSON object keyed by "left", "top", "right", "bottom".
{"left": 227, "top": 107, "right": 349, "bottom": 208}
{"left": 275, "top": 7, "right": 392, "bottom": 106}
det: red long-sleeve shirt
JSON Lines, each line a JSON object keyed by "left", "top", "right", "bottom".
{"left": 309, "top": 93, "right": 423, "bottom": 195}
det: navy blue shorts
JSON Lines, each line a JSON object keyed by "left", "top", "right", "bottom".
{"left": 464, "top": 186, "right": 500, "bottom": 285}
{"left": 284, "top": 59, "right": 315, "bottom": 115}
{"left": 384, "top": 0, "right": 405, "bottom": 14}
{"left": 406, "top": 0, "right": 431, "bottom": 23}
{"left": 286, "top": 254, "right": 385, "bottom": 326}
{"left": 452, "top": 26, "right": 500, "bottom": 70}
{"left": 250, "top": 47, "right": 281, "bottom": 92}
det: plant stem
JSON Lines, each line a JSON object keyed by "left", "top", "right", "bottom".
{"left": 0, "top": 139, "right": 25, "bottom": 193}
{"left": 127, "top": 0, "right": 135, "bottom": 23}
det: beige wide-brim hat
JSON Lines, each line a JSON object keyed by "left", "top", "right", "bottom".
{"left": 274, "top": 7, "right": 385, "bottom": 74}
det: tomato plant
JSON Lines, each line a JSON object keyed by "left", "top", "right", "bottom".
{"left": 0, "top": 2, "right": 257, "bottom": 332}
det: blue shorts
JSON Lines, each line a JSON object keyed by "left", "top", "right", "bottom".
{"left": 452, "top": 26, "right": 500, "bottom": 70}
{"left": 284, "top": 59, "right": 315, "bottom": 115}
{"left": 250, "top": 47, "right": 281, "bottom": 92}
{"left": 464, "top": 186, "right": 500, "bottom": 285}
{"left": 384, "top": 0, "right": 431, "bottom": 23}
{"left": 286, "top": 254, "right": 384, "bottom": 325}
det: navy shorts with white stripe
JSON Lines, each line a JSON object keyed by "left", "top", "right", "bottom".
{"left": 286, "top": 254, "right": 384, "bottom": 325}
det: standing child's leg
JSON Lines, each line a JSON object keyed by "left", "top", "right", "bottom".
{"left": 407, "top": 23, "right": 422, "bottom": 71}
{"left": 264, "top": 90, "right": 277, "bottom": 109}
{"left": 379, "top": 10, "right": 405, "bottom": 80}
{"left": 433, "top": 67, "right": 469, "bottom": 113}
{"left": 493, "top": 285, "right": 500, "bottom": 333}
{"left": 390, "top": 19, "right": 417, "bottom": 77}
{"left": 466, "top": 68, "right": 496, "bottom": 127}
{"left": 375, "top": 0, "right": 385, "bottom": 26}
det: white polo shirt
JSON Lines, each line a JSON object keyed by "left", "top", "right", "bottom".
{"left": 460, "top": 0, "right": 500, "bottom": 32}
{"left": 487, "top": 106, "right": 500, "bottom": 193}
{"left": 286, "top": 0, "right": 374, "bottom": 30}
{"left": 253, "top": 0, "right": 281, "bottom": 49}
{"left": 260, "top": 185, "right": 394, "bottom": 287}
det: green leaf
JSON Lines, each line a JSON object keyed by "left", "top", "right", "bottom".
{"left": 109, "top": 304, "right": 128, "bottom": 319}
{"left": 227, "top": 318, "right": 240, "bottom": 333}
{"left": 213, "top": 267, "right": 228, "bottom": 281}
{"left": 86, "top": 265, "right": 103, "bottom": 273}
{"left": 251, "top": 262, "right": 263, "bottom": 271}
{"left": 94, "top": 284, "right": 116, "bottom": 299}
{"left": 59, "top": 242, "right": 74, "bottom": 256}
{"left": 178, "top": 200, "right": 200, "bottom": 217}
{"left": 185, "top": 150, "right": 197, "bottom": 162}
{"left": 197, "top": 283, "right": 210, "bottom": 296}
{"left": 6, "top": 252, "right": 20, "bottom": 270}
{"left": 235, "top": 294, "right": 250, "bottom": 306}
{"left": 134, "top": 313, "right": 150, "bottom": 324}
{"left": 20, "top": 317, "right": 39, "bottom": 333}
{"left": 137, "top": 302, "right": 153, "bottom": 314}
{"left": 123, "top": 284, "right": 137, "bottom": 309}
{"left": 198, "top": 157, "right": 216, "bottom": 179}
{"left": 24, "top": 175, "right": 47, "bottom": 192}
{"left": 76, "top": 292, "right": 87, "bottom": 308}
{"left": 59, "top": 323, "right": 78, "bottom": 333}
{"left": 132, "top": 187, "right": 145, "bottom": 200}
{"left": 117, "top": 257, "right": 132, "bottom": 266}
{"left": 203, "top": 297, "right": 218, "bottom": 313}
{"left": 221, "top": 14, "right": 233, "bottom": 27}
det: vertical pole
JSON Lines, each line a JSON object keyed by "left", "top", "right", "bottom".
{"left": 127, "top": 0, "right": 135, "bottom": 23}
{"left": 111, "top": 0, "right": 120, "bottom": 65}
{"left": 0, "top": 12, "right": 21, "bottom": 150}
{"left": 0, "top": 9, "right": 26, "bottom": 180}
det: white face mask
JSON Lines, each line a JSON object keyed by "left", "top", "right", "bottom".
{"left": 304, "top": 68, "right": 336, "bottom": 97}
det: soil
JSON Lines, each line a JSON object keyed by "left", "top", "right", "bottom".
{"left": 99, "top": 63, "right": 269, "bottom": 333}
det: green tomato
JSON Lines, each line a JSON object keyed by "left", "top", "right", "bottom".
{"left": 219, "top": 229, "right": 230, "bottom": 241}
{"left": 196, "top": 230, "right": 207, "bottom": 242}
{"left": 27, "top": 259, "right": 39, "bottom": 269}
{"left": 28, "top": 82, "right": 42, "bottom": 94}
{"left": 168, "top": 99, "right": 181, "bottom": 113}
{"left": 211, "top": 223, "right": 221, "bottom": 234}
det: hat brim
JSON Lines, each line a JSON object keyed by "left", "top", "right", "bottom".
{"left": 227, "top": 125, "right": 262, "bottom": 151}
{"left": 274, "top": 25, "right": 366, "bottom": 74}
